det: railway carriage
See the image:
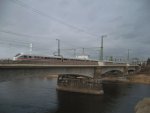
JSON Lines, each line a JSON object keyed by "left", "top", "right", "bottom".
{"left": 13, "top": 53, "right": 98, "bottom": 65}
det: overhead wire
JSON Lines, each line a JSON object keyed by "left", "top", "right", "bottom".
{"left": 0, "top": 30, "right": 100, "bottom": 56}
{"left": 0, "top": 29, "right": 55, "bottom": 52}
{"left": 0, "top": 29, "right": 58, "bottom": 39}
{"left": 0, "top": 37, "right": 53, "bottom": 54}
{"left": 2, "top": 0, "right": 102, "bottom": 57}
{"left": 0, "top": 30, "right": 100, "bottom": 57}
{"left": 8, "top": 0, "right": 99, "bottom": 37}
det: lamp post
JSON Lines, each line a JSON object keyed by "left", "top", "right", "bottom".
{"left": 127, "top": 49, "right": 131, "bottom": 63}
{"left": 82, "top": 48, "right": 85, "bottom": 55}
{"left": 73, "top": 49, "right": 76, "bottom": 57}
{"left": 29, "top": 43, "right": 32, "bottom": 55}
{"left": 100, "top": 35, "right": 107, "bottom": 61}
{"left": 56, "top": 39, "right": 60, "bottom": 56}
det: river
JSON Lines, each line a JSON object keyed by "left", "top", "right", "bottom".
{"left": 0, "top": 75, "right": 150, "bottom": 113}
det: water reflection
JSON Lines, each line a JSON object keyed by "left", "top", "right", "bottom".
{"left": 55, "top": 91, "right": 112, "bottom": 113}
{"left": 0, "top": 74, "right": 149, "bottom": 113}
{"left": 54, "top": 83, "right": 127, "bottom": 113}
{"left": 0, "top": 77, "right": 58, "bottom": 113}
{"left": 54, "top": 83, "right": 150, "bottom": 113}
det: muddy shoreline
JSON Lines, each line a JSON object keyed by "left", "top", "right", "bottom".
{"left": 135, "top": 98, "right": 150, "bottom": 113}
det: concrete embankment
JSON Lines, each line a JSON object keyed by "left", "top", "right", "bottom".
{"left": 135, "top": 98, "right": 150, "bottom": 113}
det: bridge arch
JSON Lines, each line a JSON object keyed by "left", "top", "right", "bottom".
{"left": 94, "top": 66, "right": 129, "bottom": 78}
{"left": 101, "top": 68, "right": 125, "bottom": 75}
{"left": 101, "top": 69, "right": 124, "bottom": 78}
{"left": 128, "top": 69, "right": 136, "bottom": 74}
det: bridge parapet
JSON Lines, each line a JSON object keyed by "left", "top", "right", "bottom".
{"left": 0, "top": 59, "right": 98, "bottom": 66}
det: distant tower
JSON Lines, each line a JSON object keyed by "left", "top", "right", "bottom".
{"left": 100, "top": 35, "right": 107, "bottom": 61}
{"left": 56, "top": 39, "right": 60, "bottom": 56}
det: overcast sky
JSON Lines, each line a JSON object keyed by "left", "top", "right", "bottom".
{"left": 0, "top": 0, "right": 150, "bottom": 60}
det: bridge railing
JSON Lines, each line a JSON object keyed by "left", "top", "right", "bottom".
{"left": 0, "top": 59, "right": 98, "bottom": 65}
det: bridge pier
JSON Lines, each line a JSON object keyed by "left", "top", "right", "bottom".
{"left": 123, "top": 66, "right": 129, "bottom": 76}
{"left": 93, "top": 67, "right": 103, "bottom": 79}
{"left": 57, "top": 74, "right": 104, "bottom": 95}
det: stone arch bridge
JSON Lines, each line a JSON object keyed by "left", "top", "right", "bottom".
{"left": 0, "top": 63, "right": 139, "bottom": 78}
{"left": 0, "top": 63, "right": 139, "bottom": 94}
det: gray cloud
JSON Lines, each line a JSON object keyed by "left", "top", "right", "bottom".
{"left": 0, "top": 0, "right": 150, "bottom": 60}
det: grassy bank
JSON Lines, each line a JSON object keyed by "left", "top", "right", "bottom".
{"left": 127, "top": 74, "right": 150, "bottom": 84}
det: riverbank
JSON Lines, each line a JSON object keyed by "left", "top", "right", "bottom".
{"left": 101, "top": 75, "right": 150, "bottom": 113}
{"left": 100, "top": 74, "right": 150, "bottom": 85}
{"left": 127, "top": 74, "right": 150, "bottom": 84}
{"left": 128, "top": 73, "right": 150, "bottom": 113}
{"left": 135, "top": 98, "right": 150, "bottom": 113}
{"left": 130, "top": 67, "right": 150, "bottom": 113}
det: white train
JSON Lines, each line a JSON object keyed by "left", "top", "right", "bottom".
{"left": 13, "top": 53, "right": 61, "bottom": 61}
{"left": 13, "top": 53, "right": 98, "bottom": 65}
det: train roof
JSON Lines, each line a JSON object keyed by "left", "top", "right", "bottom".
{"left": 14, "top": 53, "right": 98, "bottom": 62}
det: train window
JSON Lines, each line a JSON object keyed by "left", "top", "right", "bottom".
{"left": 19, "top": 56, "right": 23, "bottom": 58}
{"left": 24, "top": 55, "right": 27, "bottom": 58}
{"left": 29, "top": 56, "right": 32, "bottom": 58}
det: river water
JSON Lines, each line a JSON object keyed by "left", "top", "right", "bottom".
{"left": 0, "top": 76, "right": 150, "bottom": 113}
